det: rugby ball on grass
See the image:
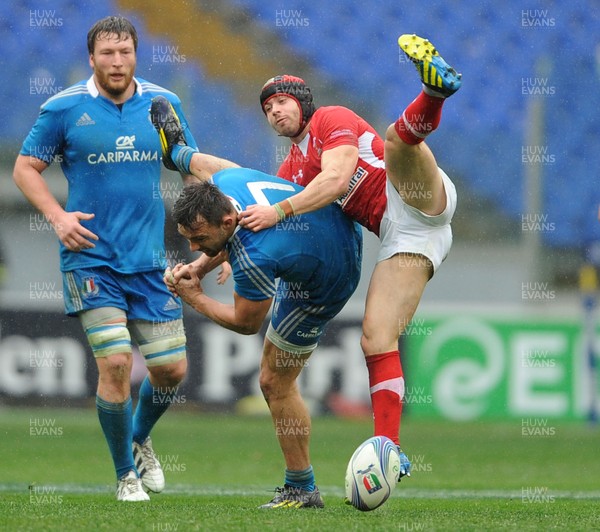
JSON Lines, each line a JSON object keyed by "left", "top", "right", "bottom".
{"left": 345, "top": 436, "right": 400, "bottom": 511}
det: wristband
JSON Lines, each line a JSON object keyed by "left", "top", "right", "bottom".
{"left": 274, "top": 203, "right": 286, "bottom": 222}
{"left": 285, "top": 198, "right": 296, "bottom": 217}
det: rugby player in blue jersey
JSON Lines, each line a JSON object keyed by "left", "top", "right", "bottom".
{"left": 150, "top": 95, "right": 363, "bottom": 508}
{"left": 13, "top": 16, "right": 199, "bottom": 501}
{"left": 165, "top": 170, "right": 362, "bottom": 509}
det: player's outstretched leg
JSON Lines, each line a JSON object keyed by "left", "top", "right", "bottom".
{"left": 398, "top": 34, "right": 462, "bottom": 97}
{"left": 149, "top": 96, "right": 196, "bottom": 173}
{"left": 392, "top": 33, "right": 462, "bottom": 149}
{"left": 386, "top": 34, "right": 462, "bottom": 214}
{"left": 133, "top": 436, "right": 165, "bottom": 493}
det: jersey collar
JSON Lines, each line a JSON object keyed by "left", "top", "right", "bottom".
{"left": 296, "top": 133, "right": 310, "bottom": 156}
{"left": 227, "top": 196, "right": 243, "bottom": 242}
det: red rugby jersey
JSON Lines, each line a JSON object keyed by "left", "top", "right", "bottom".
{"left": 277, "top": 106, "right": 387, "bottom": 235}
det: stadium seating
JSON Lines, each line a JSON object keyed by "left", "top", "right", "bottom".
{"left": 228, "top": 0, "right": 600, "bottom": 249}
{"left": 3, "top": 0, "right": 599, "bottom": 247}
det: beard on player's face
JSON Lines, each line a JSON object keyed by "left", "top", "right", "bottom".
{"left": 179, "top": 222, "right": 230, "bottom": 258}
{"left": 94, "top": 68, "right": 134, "bottom": 97}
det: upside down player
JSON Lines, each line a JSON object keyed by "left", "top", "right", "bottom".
{"left": 13, "top": 17, "right": 198, "bottom": 501}
{"left": 238, "top": 34, "right": 462, "bottom": 480}
{"left": 156, "top": 164, "right": 362, "bottom": 508}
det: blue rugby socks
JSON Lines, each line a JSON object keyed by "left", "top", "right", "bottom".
{"left": 132, "top": 375, "right": 177, "bottom": 444}
{"left": 96, "top": 395, "right": 135, "bottom": 479}
{"left": 285, "top": 465, "right": 316, "bottom": 492}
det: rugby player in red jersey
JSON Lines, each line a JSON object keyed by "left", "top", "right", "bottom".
{"left": 239, "top": 34, "right": 462, "bottom": 481}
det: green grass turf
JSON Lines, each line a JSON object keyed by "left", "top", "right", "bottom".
{"left": 1, "top": 407, "right": 599, "bottom": 530}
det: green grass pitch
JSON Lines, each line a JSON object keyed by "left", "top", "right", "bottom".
{"left": 1, "top": 407, "right": 599, "bottom": 530}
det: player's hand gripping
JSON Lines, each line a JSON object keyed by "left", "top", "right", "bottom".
{"left": 238, "top": 204, "right": 279, "bottom": 231}
{"left": 164, "top": 262, "right": 202, "bottom": 305}
{"left": 52, "top": 210, "right": 99, "bottom": 252}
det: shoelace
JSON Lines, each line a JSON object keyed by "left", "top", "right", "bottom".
{"left": 268, "top": 487, "right": 286, "bottom": 501}
{"left": 139, "top": 442, "right": 160, "bottom": 471}
{"left": 120, "top": 477, "right": 141, "bottom": 495}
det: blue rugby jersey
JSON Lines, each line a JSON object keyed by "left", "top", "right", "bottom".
{"left": 211, "top": 168, "right": 363, "bottom": 304}
{"left": 20, "top": 76, "right": 197, "bottom": 273}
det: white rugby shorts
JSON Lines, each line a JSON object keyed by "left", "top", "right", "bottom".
{"left": 377, "top": 167, "right": 457, "bottom": 274}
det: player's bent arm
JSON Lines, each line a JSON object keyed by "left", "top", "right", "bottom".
{"left": 13, "top": 155, "right": 99, "bottom": 250}
{"left": 189, "top": 291, "right": 272, "bottom": 335}
{"left": 13, "top": 155, "right": 63, "bottom": 221}
{"left": 239, "top": 144, "right": 358, "bottom": 230}
{"left": 291, "top": 144, "right": 359, "bottom": 214}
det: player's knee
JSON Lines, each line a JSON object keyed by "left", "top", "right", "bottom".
{"left": 148, "top": 359, "right": 187, "bottom": 387}
{"left": 259, "top": 364, "right": 287, "bottom": 403}
{"left": 167, "top": 359, "right": 187, "bottom": 384}
{"left": 360, "top": 316, "right": 380, "bottom": 355}
{"left": 361, "top": 334, "right": 384, "bottom": 357}
{"left": 259, "top": 367, "right": 275, "bottom": 401}
{"left": 360, "top": 333, "right": 371, "bottom": 356}
{"left": 99, "top": 352, "right": 133, "bottom": 382}
{"left": 361, "top": 323, "right": 398, "bottom": 356}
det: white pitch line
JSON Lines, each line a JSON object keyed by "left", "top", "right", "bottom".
{"left": 393, "top": 489, "right": 600, "bottom": 500}
{"left": 4, "top": 484, "right": 600, "bottom": 500}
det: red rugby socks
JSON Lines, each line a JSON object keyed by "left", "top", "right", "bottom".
{"left": 366, "top": 350, "right": 404, "bottom": 445}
